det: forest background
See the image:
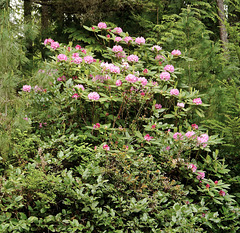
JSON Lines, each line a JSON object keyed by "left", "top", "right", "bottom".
{"left": 0, "top": 0, "right": 240, "bottom": 232}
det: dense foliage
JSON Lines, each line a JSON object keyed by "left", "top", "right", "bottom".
{"left": 0, "top": 0, "right": 239, "bottom": 232}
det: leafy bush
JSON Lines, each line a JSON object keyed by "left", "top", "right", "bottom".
{"left": 0, "top": 22, "right": 239, "bottom": 232}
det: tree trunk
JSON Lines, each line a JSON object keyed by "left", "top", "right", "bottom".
{"left": 24, "top": 0, "right": 33, "bottom": 62}
{"left": 41, "top": 0, "right": 49, "bottom": 32}
{"left": 216, "top": 0, "right": 228, "bottom": 52}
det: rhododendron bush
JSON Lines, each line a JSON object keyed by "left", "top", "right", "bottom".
{"left": 1, "top": 23, "right": 239, "bottom": 232}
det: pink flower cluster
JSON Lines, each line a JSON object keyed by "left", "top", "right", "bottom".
{"left": 170, "top": 89, "right": 179, "bottom": 96}
{"left": 74, "top": 84, "right": 85, "bottom": 91}
{"left": 114, "top": 37, "right": 122, "bottom": 42}
{"left": 138, "top": 77, "right": 148, "bottom": 86}
{"left": 164, "top": 65, "right": 175, "bottom": 73}
{"left": 57, "top": 75, "right": 66, "bottom": 82}
{"left": 88, "top": 92, "right": 100, "bottom": 100}
{"left": 192, "top": 124, "right": 198, "bottom": 130}
{"left": 116, "top": 80, "right": 122, "bottom": 86}
{"left": 93, "top": 123, "right": 100, "bottom": 129}
{"left": 173, "top": 132, "right": 183, "bottom": 140}
{"left": 84, "top": 56, "right": 94, "bottom": 64}
{"left": 160, "top": 71, "right": 170, "bottom": 81}
{"left": 98, "top": 22, "right": 107, "bottom": 29}
{"left": 193, "top": 98, "right": 202, "bottom": 105}
{"left": 72, "top": 93, "right": 80, "bottom": 99}
{"left": 197, "top": 134, "right": 209, "bottom": 147}
{"left": 103, "top": 144, "right": 110, "bottom": 150}
{"left": 177, "top": 103, "right": 185, "bottom": 108}
{"left": 185, "top": 131, "right": 195, "bottom": 138}
{"left": 124, "top": 36, "right": 133, "bottom": 43}
{"left": 144, "top": 134, "right": 153, "bottom": 141}
{"left": 197, "top": 172, "right": 205, "bottom": 180}
{"left": 113, "top": 27, "right": 123, "bottom": 34}
{"left": 73, "top": 57, "right": 82, "bottom": 64}
{"left": 22, "top": 85, "right": 31, "bottom": 92}
{"left": 125, "top": 74, "right": 138, "bottom": 83}
{"left": 171, "top": 50, "right": 181, "bottom": 56}
{"left": 155, "top": 55, "right": 165, "bottom": 61}
{"left": 188, "top": 164, "right": 197, "bottom": 172}
{"left": 44, "top": 38, "right": 54, "bottom": 45}
{"left": 51, "top": 42, "right": 60, "bottom": 50}
{"left": 92, "top": 75, "right": 110, "bottom": 82}
{"left": 101, "top": 62, "right": 120, "bottom": 74}
{"left": 152, "top": 45, "right": 162, "bottom": 52}
{"left": 135, "top": 37, "right": 145, "bottom": 45}
{"left": 155, "top": 104, "right": 162, "bottom": 109}
{"left": 127, "top": 55, "right": 139, "bottom": 62}
{"left": 112, "top": 45, "right": 123, "bottom": 53}
{"left": 57, "top": 54, "right": 68, "bottom": 61}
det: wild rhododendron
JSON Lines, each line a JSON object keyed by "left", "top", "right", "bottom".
{"left": 171, "top": 49, "right": 181, "bottom": 56}
{"left": 88, "top": 92, "right": 100, "bottom": 100}
{"left": 22, "top": 85, "right": 31, "bottom": 92}
{"left": 57, "top": 54, "right": 68, "bottom": 61}
{"left": 98, "top": 22, "right": 107, "bottom": 29}
{"left": 164, "top": 64, "right": 175, "bottom": 73}
{"left": 170, "top": 89, "right": 179, "bottom": 96}
{"left": 160, "top": 71, "right": 170, "bottom": 81}
{"left": 193, "top": 98, "right": 202, "bottom": 105}
{"left": 135, "top": 37, "right": 145, "bottom": 45}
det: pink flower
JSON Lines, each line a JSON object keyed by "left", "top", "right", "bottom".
{"left": 23, "top": 117, "right": 28, "bottom": 121}
{"left": 103, "top": 144, "right": 110, "bottom": 150}
{"left": 197, "top": 134, "right": 209, "bottom": 144}
{"left": 51, "top": 42, "right": 59, "bottom": 50}
{"left": 116, "top": 80, "right": 122, "bottom": 86}
{"left": 57, "top": 54, "right": 68, "bottom": 61}
{"left": 22, "top": 85, "right": 31, "bottom": 92}
{"left": 171, "top": 50, "right": 181, "bottom": 56}
{"left": 138, "top": 77, "right": 148, "bottom": 86}
{"left": 177, "top": 103, "right": 185, "bottom": 108}
{"left": 155, "top": 104, "right": 162, "bottom": 109}
{"left": 125, "top": 74, "right": 138, "bottom": 83}
{"left": 75, "top": 45, "right": 81, "bottom": 50}
{"left": 98, "top": 22, "right": 107, "bottom": 29}
{"left": 144, "top": 134, "right": 153, "bottom": 141}
{"left": 39, "top": 123, "right": 43, "bottom": 128}
{"left": 113, "top": 27, "right": 123, "bottom": 34}
{"left": 93, "top": 123, "right": 100, "bottom": 129}
{"left": 160, "top": 71, "right": 170, "bottom": 81}
{"left": 72, "top": 93, "right": 79, "bottom": 99}
{"left": 152, "top": 45, "right": 162, "bottom": 51}
{"left": 173, "top": 132, "right": 183, "bottom": 140}
{"left": 135, "top": 37, "right": 145, "bottom": 45}
{"left": 206, "top": 184, "right": 210, "bottom": 188}
{"left": 164, "top": 65, "right": 175, "bottom": 73}
{"left": 151, "top": 124, "right": 156, "bottom": 129}
{"left": 72, "top": 53, "right": 79, "bottom": 58}
{"left": 74, "top": 84, "right": 85, "bottom": 91}
{"left": 81, "top": 49, "right": 87, "bottom": 54}
{"left": 214, "top": 180, "right": 218, "bottom": 185}
{"left": 88, "top": 92, "right": 100, "bottom": 100}
{"left": 57, "top": 75, "right": 66, "bottom": 82}
{"left": 84, "top": 56, "right": 94, "bottom": 64}
{"left": 197, "top": 172, "right": 205, "bottom": 180}
{"left": 166, "top": 146, "right": 170, "bottom": 151}
{"left": 155, "top": 55, "right": 165, "bottom": 61}
{"left": 185, "top": 131, "right": 195, "bottom": 138}
{"left": 193, "top": 98, "right": 202, "bottom": 105}
{"left": 107, "top": 34, "right": 110, "bottom": 38}
{"left": 170, "top": 89, "right": 179, "bottom": 96}
{"left": 127, "top": 54, "right": 139, "bottom": 62}
{"left": 124, "top": 36, "right": 133, "bottom": 43}
{"left": 191, "top": 124, "right": 198, "bottom": 130}
{"left": 44, "top": 38, "right": 54, "bottom": 45}
{"left": 188, "top": 164, "right": 197, "bottom": 172}
{"left": 73, "top": 57, "right": 82, "bottom": 64}
{"left": 92, "top": 27, "right": 95, "bottom": 30}
{"left": 143, "top": 69, "right": 148, "bottom": 74}
{"left": 115, "top": 52, "right": 126, "bottom": 59}
{"left": 219, "top": 190, "right": 226, "bottom": 196}
{"left": 112, "top": 45, "right": 123, "bottom": 53}
{"left": 114, "top": 37, "right": 122, "bottom": 42}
